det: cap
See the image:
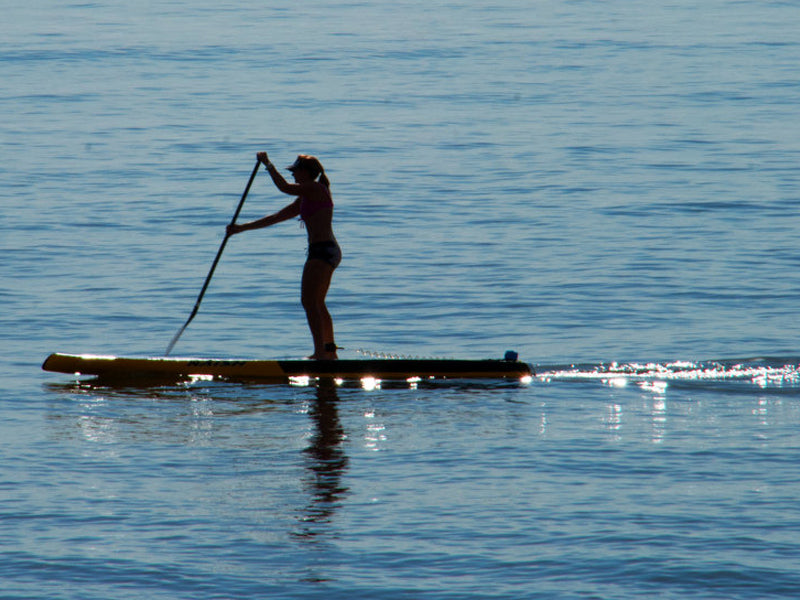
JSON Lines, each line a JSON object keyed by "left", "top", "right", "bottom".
{"left": 287, "top": 155, "right": 321, "bottom": 176}
{"left": 288, "top": 156, "right": 308, "bottom": 171}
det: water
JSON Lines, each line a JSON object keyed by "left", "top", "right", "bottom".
{"left": 3, "top": 0, "right": 800, "bottom": 597}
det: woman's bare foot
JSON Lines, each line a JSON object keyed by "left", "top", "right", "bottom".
{"left": 307, "top": 348, "right": 338, "bottom": 360}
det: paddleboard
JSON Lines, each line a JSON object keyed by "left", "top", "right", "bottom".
{"left": 42, "top": 352, "right": 533, "bottom": 382}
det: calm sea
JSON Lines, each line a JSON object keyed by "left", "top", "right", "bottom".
{"left": 2, "top": 0, "right": 800, "bottom": 598}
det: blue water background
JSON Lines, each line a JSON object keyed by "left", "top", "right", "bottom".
{"left": 2, "top": 1, "right": 800, "bottom": 598}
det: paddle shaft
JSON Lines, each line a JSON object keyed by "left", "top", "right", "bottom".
{"left": 165, "top": 159, "right": 261, "bottom": 356}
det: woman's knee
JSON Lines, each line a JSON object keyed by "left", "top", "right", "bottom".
{"left": 302, "top": 290, "right": 325, "bottom": 312}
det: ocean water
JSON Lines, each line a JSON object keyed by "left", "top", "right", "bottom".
{"left": 2, "top": 0, "right": 800, "bottom": 598}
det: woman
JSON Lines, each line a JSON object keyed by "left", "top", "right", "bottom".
{"left": 227, "top": 151, "right": 341, "bottom": 360}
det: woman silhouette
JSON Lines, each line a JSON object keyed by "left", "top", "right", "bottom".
{"left": 227, "top": 151, "right": 341, "bottom": 359}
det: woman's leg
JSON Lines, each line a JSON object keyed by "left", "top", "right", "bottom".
{"left": 301, "top": 259, "right": 337, "bottom": 359}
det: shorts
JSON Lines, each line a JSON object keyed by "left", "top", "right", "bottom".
{"left": 307, "top": 240, "right": 342, "bottom": 269}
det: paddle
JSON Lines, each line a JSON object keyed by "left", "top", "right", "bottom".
{"left": 165, "top": 159, "right": 261, "bottom": 356}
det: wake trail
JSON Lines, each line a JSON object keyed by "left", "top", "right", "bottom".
{"left": 535, "top": 357, "right": 800, "bottom": 389}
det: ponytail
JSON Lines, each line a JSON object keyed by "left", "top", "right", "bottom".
{"left": 318, "top": 165, "right": 330, "bottom": 189}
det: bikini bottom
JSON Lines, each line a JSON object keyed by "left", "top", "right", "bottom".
{"left": 307, "top": 240, "right": 342, "bottom": 269}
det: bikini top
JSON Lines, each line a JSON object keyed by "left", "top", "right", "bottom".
{"left": 299, "top": 185, "right": 333, "bottom": 222}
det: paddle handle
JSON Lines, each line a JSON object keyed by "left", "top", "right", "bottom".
{"left": 165, "top": 159, "right": 261, "bottom": 356}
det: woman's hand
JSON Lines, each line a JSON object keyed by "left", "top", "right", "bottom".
{"left": 226, "top": 223, "right": 243, "bottom": 237}
{"left": 257, "top": 151, "right": 271, "bottom": 166}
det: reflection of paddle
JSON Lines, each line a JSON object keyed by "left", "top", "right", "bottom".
{"left": 165, "top": 160, "right": 261, "bottom": 356}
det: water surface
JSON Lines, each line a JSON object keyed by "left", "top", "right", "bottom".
{"left": 2, "top": 1, "right": 800, "bottom": 598}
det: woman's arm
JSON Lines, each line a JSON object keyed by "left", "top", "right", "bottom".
{"left": 227, "top": 199, "right": 300, "bottom": 236}
{"left": 258, "top": 151, "right": 317, "bottom": 197}
{"left": 265, "top": 162, "right": 301, "bottom": 195}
